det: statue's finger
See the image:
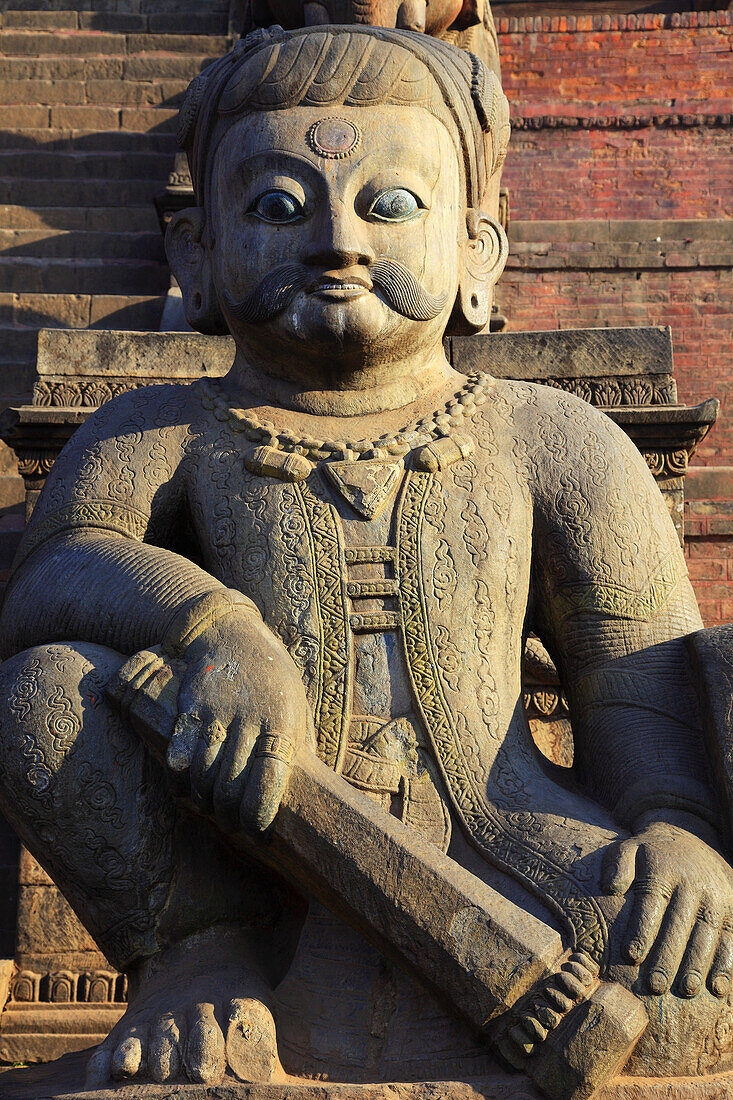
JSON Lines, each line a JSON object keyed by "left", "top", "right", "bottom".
{"left": 167, "top": 712, "right": 202, "bottom": 773}
{"left": 709, "top": 920, "right": 733, "bottom": 997}
{"left": 623, "top": 878, "right": 670, "bottom": 964}
{"left": 240, "top": 730, "right": 295, "bottom": 834}
{"left": 677, "top": 905, "right": 719, "bottom": 997}
{"left": 601, "top": 838, "right": 637, "bottom": 897}
{"left": 190, "top": 721, "right": 227, "bottom": 811}
{"left": 212, "top": 719, "right": 257, "bottom": 833}
{"left": 646, "top": 886, "right": 697, "bottom": 995}
{"left": 396, "top": 0, "right": 426, "bottom": 32}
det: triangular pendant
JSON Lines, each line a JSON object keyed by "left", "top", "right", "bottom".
{"left": 324, "top": 458, "right": 403, "bottom": 520}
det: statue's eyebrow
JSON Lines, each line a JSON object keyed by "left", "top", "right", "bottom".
{"left": 355, "top": 148, "right": 440, "bottom": 188}
{"left": 232, "top": 149, "right": 317, "bottom": 179}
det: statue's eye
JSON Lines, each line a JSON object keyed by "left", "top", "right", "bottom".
{"left": 250, "top": 190, "right": 303, "bottom": 223}
{"left": 369, "top": 188, "right": 421, "bottom": 222}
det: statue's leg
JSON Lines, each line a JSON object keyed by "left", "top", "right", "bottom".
{"left": 0, "top": 643, "right": 297, "bottom": 1085}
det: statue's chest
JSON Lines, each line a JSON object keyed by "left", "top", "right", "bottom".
{"left": 188, "top": 437, "right": 531, "bottom": 658}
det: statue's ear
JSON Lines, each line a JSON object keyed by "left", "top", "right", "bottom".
{"left": 165, "top": 207, "right": 228, "bottom": 336}
{"left": 454, "top": 210, "right": 508, "bottom": 334}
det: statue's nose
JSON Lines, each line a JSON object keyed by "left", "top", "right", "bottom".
{"left": 304, "top": 200, "right": 375, "bottom": 269}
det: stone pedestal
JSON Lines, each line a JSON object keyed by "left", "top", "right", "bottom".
{"left": 2, "top": 1050, "right": 733, "bottom": 1100}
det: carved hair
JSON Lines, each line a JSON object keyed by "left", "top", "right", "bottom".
{"left": 178, "top": 26, "right": 510, "bottom": 214}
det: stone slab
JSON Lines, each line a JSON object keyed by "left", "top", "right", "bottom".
{"left": 450, "top": 327, "right": 673, "bottom": 381}
{"left": 36, "top": 329, "right": 235, "bottom": 381}
{"left": 2, "top": 1051, "right": 733, "bottom": 1100}
{"left": 35, "top": 327, "right": 673, "bottom": 386}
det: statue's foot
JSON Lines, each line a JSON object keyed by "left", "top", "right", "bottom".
{"left": 85, "top": 929, "right": 283, "bottom": 1086}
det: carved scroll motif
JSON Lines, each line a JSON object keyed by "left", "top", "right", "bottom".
{"left": 396, "top": 469, "right": 608, "bottom": 965}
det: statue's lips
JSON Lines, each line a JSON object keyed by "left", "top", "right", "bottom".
{"left": 309, "top": 275, "right": 372, "bottom": 301}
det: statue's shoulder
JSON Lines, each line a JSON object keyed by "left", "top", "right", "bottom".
{"left": 481, "top": 375, "right": 640, "bottom": 473}
{"left": 71, "top": 379, "right": 211, "bottom": 447}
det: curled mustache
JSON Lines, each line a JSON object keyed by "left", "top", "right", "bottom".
{"left": 221, "top": 259, "right": 449, "bottom": 325}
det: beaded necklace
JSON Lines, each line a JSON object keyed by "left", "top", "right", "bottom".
{"left": 201, "top": 372, "right": 493, "bottom": 464}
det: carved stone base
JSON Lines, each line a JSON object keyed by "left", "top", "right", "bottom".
{"left": 2, "top": 1052, "right": 733, "bottom": 1100}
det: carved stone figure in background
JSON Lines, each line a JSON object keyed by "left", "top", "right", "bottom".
{"left": 1, "top": 25, "right": 733, "bottom": 1095}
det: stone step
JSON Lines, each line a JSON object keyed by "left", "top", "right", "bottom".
{"left": 0, "top": 204, "right": 160, "bottom": 232}
{"left": 0, "top": 149, "right": 172, "bottom": 179}
{"left": 5, "top": 105, "right": 179, "bottom": 130}
{"left": 0, "top": 176, "right": 172, "bottom": 206}
{"left": 0, "top": 325, "right": 38, "bottom": 360}
{"left": 1, "top": 292, "right": 166, "bottom": 331}
{"left": 0, "top": 228, "right": 165, "bottom": 261}
{"left": 0, "top": 31, "right": 232, "bottom": 57}
{"left": 0, "top": 53, "right": 213, "bottom": 80}
{"left": 0, "top": 76, "right": 189, "bottom": 106}
{"left": 0, "top": 11, "right": 229, "bottom": 34}
{"left": 0, "top": 257, "right": 169, "bottom": 295}
{"left": 0, "top": 0, "right": 228, "bottom": 13}
{"left": 0, "top": 474, "right": 25, "bottom": 512}
{"left": 0, "top": 358, "right": 36, "bottom": 403}
{"left": 0, "top": 128, "right": 179, "bottom": 152}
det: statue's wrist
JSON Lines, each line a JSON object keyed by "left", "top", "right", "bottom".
{"left": 632, "top": 808, "right": 721, "bottom": 849}
{"left": 162, "top": 588, "right": 261, "bottom": 659}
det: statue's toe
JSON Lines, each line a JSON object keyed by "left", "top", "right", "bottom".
{"left": 111, "top": 1027, "right": 146, "bottom": 1078}
{"left": 226, "top": 996, "right": 282, "bottom": 1082}
{"left": 183, "top": 1001, "right": 226, "bottom": 1083}
{"left": 148, "top": 1012, "right": 181, "bottom": 1082}
{"left": 85, "top": 1045, "right": 112, "bottom": 1087}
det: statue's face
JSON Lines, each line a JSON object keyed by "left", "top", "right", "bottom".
{"left": 208, "top": 105, "right": 463, "bottom": 371}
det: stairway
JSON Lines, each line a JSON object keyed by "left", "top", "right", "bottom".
{"left": 0, "top": 6, "right": 233, "bottom": 415}
{"left": 0, "top": 4, "right": 234, "bottom": 600}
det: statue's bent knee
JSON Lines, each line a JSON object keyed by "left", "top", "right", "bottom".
{"left": 0, "top": 642, "right": 123, "bottom": 797}
{"left": 0, "top": 641, "right": 176, "bottom": 969}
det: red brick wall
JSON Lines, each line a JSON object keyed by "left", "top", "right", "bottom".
{"left": 497, "top": 267, "right": 733, "bottom": 462}
{"left": 497, "top": 12, "right": 732, "bottom": 122}
{"left": 496, "top": 11, "right": 733, "bottom": 467}
{"left": 504, "top": 127, "right": 732, "bottom": 221}
{"left": 494, "top": 11, "right": 733, "bottom": 623}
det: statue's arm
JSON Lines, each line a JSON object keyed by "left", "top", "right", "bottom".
{"left": 530, "top": 405, "right": 716, "bottom": 837}
{"left": 0, "top": 386, "right": 239, "bottom": 659}
{"left": 529, "top": 399, "right": 733, "bottom": 996}
{"left": 0, "top": 385, "right": 313, "bottom": 838}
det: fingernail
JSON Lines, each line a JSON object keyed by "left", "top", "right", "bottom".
{"left": 167, "top": 736, "right": 194, "bottom": 772}
{"left": 626, "top": 940, "right": 644, "bottom": 963}
{"left": 649, "top": 969, "right": 668, "bottom": 995}
{"left": 680, "top": 972, "right": 701, "bottom": 998}
{"left": 712, "top": 975, "right": 729, "bottom": 998}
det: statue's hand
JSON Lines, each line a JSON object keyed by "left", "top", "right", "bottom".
{"left": 603, "top": 818, "right": 733, "bottom": 998}
{"left": 165, "top": 611, "right": 313, "bottom": 834}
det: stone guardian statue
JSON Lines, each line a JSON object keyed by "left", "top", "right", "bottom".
{"left": 1, "top": 25, "right": 733, "bottom": 1097}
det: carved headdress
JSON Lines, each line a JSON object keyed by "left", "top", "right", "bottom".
{"left": 178, "top": 25, "right": 510, "bottom": 214}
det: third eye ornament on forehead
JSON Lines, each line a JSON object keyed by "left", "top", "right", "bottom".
{"left": 307, "top": 118, "right": 361, "bottom": 159}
